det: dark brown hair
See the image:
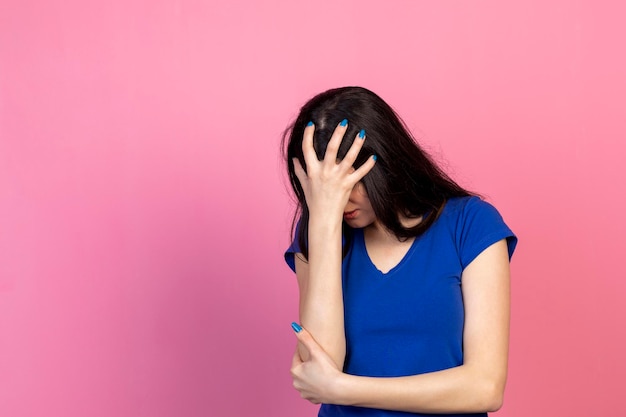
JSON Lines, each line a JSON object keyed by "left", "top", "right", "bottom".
{"left": 282, "top": 86, "right": 473, "bottom": 258}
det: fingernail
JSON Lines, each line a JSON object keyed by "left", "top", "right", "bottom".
{"left": 340, "top": 119, "right": 348, "bottom": 127}
{"left": 373, "top": 155, "right": 378, "bottom": 161}
{"left": 359, "top": 129, "right": 366, "bottom": 139}
{"left": 306, "top": 121, "right": 313, "bottom": 127}
{"left": 291, "top": 322, "right": 303, "bottom": 333}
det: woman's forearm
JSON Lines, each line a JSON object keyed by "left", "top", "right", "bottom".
{"left": 334, "top": 363, "right": 506, "bottom": 413}
{"left": 297, "top": 214, "right": 346, "bottom": 369}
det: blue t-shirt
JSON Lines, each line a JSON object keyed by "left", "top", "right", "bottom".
{"left": 285, "top": 196, "right": 517, "bottom": 417}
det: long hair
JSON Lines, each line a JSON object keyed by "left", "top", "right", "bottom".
{"left": 282, "top": 86, "right": 473, "bottom": 259}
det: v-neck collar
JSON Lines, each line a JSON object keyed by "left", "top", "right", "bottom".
{"left": 355, "top": 228, "right": 420, "bottom": 276}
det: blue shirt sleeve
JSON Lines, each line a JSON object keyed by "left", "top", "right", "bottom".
{"left": 456, "top": 197, "right": 517, "bottom": 269}
{"left": 284, "top": 219, "right": 303, "bottom": 272}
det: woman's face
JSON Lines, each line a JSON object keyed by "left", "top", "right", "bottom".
{"left": 343, "top": 182, "right": 376, "bottom": 228}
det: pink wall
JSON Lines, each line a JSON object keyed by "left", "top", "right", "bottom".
{"left": 1, "top": 1, "right": 624, "bottom": 416}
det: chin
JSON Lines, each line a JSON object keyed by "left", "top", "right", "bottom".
{"left": 345, "top": 218, "right": 372, "bottom": 229}
{"left": 344, "top": 219, "right": 360, "bottom": 228}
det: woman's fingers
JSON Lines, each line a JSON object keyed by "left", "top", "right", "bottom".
{"left": 299, "top": 119, "right": 375, "bottom": 197}
{"left": 322, "top": 119, "right": 349, "bottom": 164}
{"left": 301, "top": 121, "right": 318, "bottom": 172}
{"left": 339, "top": 128, "right": 367, "bottom": 170}
{"left": 291, "top": 348, "right": 303, "bottom": 371}
{"left": 350, "top": 154, "right": 377, "bottom": 183}
{"left": 292, "top": 324, "right": 323, "bottom": 359}
{"left": 304, "top": 119, "right": 367, "bottom": 175}
{"left": 341, "top": 128, "right": 376, "bottom": 186}
{"left": 292, "top": 157, "right": 308, "bottom": 184}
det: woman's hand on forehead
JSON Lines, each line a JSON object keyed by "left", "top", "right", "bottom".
{"left": 292, "top": 119, "right": 376, "bottom": 216}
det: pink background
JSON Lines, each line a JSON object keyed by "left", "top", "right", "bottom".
{"left": 1, "top": 1, "right": 625, "bottom": 416}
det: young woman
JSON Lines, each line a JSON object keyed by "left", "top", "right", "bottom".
{"left": 283, "top": 86, "right": 517, "bottom": 417}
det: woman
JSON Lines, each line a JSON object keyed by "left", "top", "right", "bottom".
{"left": 283, "top": 86, "right": 517, "bottom": 417}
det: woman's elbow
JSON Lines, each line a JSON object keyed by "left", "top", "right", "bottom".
{"left": 480, "top": 379, "right": 506, "bottom": 412}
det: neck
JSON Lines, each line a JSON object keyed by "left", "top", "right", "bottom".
{"left": 364, "top": 214, "right": 423, "bottom": 243}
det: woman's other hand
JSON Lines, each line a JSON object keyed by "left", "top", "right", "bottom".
{"left": 290, "top": 323, "right": 344, "bottom": 405}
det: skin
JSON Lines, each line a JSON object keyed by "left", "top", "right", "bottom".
{"left": 290, "top": 121, "right": 511, "bottom": 413}
{"left": 291, "top": 121, "right": 376, "bottom": 368}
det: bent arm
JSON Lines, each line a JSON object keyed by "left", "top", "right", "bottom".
{"left": 290, "top": 119, "right": 376, "bottom": 370}
{"left": 294, "top": 215, "right": 345, "bottom": 369}
{"left": 331, "top": 239, "right": 511, "bottom": 413}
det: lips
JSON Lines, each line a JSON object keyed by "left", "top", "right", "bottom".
{"left": 343, "top": 209, "right": 358, "bottom": 220}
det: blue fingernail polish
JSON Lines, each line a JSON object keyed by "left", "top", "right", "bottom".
{"left": 291, "top": 322, "right": 303, "bottom": 333}
{"left": 306, "top": 121, "right": 313, "bottom": 127}
{"left": 373, "top": 155, "right": 378, "bottom": 161}
{"left": 359, "top": 129, "right": 366, "bottom": 139}
{"left": 340, "top": 119, "right": 348, "bottom": 127}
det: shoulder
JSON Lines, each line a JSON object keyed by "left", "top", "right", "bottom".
{"left": 443, "top": 195, "right": 496, "bottom": 216}
{"left": 440, "top": 196, "right": 508, "bottom": 229}
{"left": 441, "top": 196, "right": 518, "bottom": 268}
